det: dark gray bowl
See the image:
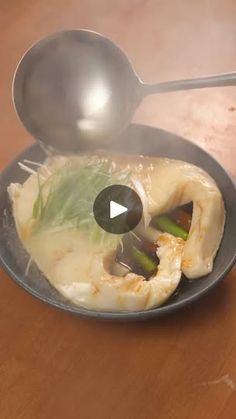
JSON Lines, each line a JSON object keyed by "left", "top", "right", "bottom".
{"left": 0, "top": 124, "right": 236, "bottom": 320}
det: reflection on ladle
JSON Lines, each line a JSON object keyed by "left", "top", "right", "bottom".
{"left": 13, "top": 29, "right": 236, "bottom": 152}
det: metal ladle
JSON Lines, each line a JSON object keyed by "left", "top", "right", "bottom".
{"left": 13, "top": 29, "right": 236, "bottom": 152}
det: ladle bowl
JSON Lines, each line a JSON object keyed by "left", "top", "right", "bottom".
{"left": 13, "top": 30, "right": 236, "bottom": 152}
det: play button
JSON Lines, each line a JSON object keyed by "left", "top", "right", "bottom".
{"left": 110, "top": 201, "right": 127, "bottom": 219}
{"left": 93, "top": 185, "right": 143, "bottom": 234}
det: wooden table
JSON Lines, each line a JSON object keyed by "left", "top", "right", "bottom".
{"left": 0, "top": 1, "right": 236, "bottom": 418}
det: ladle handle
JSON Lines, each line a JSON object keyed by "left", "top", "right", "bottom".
{"left": 141, "top": 71, "right": 236, "bottom": 95}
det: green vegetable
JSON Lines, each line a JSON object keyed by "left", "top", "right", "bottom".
{"left": 131, "top": 246, "right": 157, "bottom": 274}
{"left": 153, "top": 214, "right": 188, "bottom": 241}
{"left": 32, "top": 160, "right": 130, "bottom": 248}
{"left": 33, "top": 173, "right": 44, "bottom": 219}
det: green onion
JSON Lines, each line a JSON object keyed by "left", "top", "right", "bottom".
{"left": 131, "top": 246, "right": 157, "bottom": 274}
{"left": 153, "top": 214, "right": 188, "bottom": 241}
{"left": 33, "top": 173, "right": 43, "bottom": 219}
{"left": 32, "top": 160, "right": 131, "bottom": 249}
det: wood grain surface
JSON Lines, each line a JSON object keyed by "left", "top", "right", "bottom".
{"left": 0, "top": 1, "right": 236, "bottom": 418}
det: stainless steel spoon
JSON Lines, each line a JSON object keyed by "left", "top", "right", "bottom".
{"left": 13, "top": 29, "right": 236, "bottom": 152}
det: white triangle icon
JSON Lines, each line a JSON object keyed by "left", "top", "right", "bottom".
{"left": 110, "top": 201, "right": 128, "bottom": 219}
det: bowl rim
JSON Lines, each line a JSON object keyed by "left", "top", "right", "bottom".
{"left": 0, "top": 123, "right": 236, "bottom": 321}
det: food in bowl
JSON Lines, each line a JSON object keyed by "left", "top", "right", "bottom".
{"left": 8, "top": 152, "right": 225, "bottom": 311}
